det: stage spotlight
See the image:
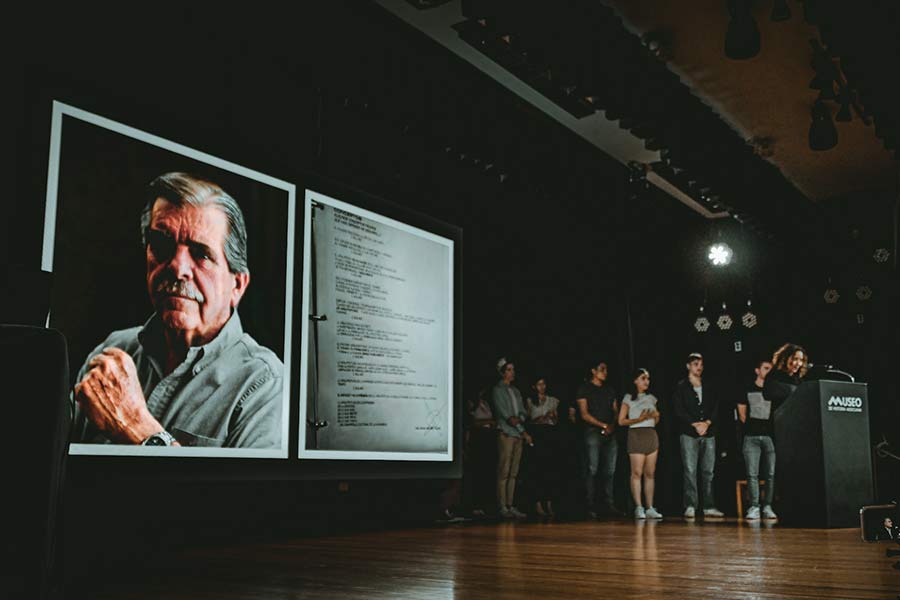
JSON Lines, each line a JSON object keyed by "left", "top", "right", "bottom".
{"left": 809, "top": 101, "right": 838, "bottom": 151}
{"left": 823, "top": 288, "right": 840, "bottom": 304}
{"left": 708, "top": 243, "right": 733, "bottom": 266}
{"left": 741, "top": 311, "right": 757, "bottom": 328}
{"left": 694, "top": 316, "right": 710, "bottom": 333}
{"left": 725, "top": 0, "right": 761, "bottom": 60}
{"left": 856, "top": 285, "right": 872, "bottom": 301}
{"left": 771, "top": 0, "right": 791, "bottom": 21}
{"left": 716, "top": 303, "right": 733, "bottom": 331}
{"left": 694, "top": 306, "right": 710, "bottom": 333}
{"left": 873, "top": 248, "right": 891, "bottom": 263}
{"left": 741, "top": 299, "right": 757, "bottom": 328}
{"left": 717, "top": 314, "right": 734, "bottom": 331}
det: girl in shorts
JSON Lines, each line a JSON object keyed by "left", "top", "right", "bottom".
{"left": 618, "top": 368, "right": 662, "bottom": 519}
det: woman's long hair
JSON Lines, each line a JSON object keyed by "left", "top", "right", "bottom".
{"left": 626, "top": 368, "right": 650, "bottom": 402}
{"left": 771, "top": 343, "right": 809, "bottom": 378}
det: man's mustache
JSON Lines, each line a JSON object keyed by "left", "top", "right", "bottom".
{"left": 153, "top": 279, "right": 205, "bottom": 304}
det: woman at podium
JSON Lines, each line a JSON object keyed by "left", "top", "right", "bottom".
{"left": 748, "top": 343, "right": 807, "bottom": 520}
{"left": 763, "top": 343, "right": 809, "bottom": 403}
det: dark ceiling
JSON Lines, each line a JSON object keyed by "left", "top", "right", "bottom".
{"left": 608, "top": 0, "right": 897, "bottom": 202}
{"left": 387, "top": 0, "right": 899, "bottom": 245}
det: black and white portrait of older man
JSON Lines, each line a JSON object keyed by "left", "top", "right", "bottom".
{"left": 72, "top": 172, "right": 284, "bottom": 448}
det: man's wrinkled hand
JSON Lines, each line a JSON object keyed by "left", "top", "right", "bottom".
{"left": 74, "top": 348, "right": 162, "bottom": 444}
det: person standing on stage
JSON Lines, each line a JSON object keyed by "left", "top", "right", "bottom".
{"left": 737, "top": 358, "right": 777, "bottom": 520}
{"left": 876, "top": 516, "right": 899, "bottom": 541}
{"left": 491, "top": 357, "right": 533, "bottom": 519}
{"left": 465, "top": 387, "right": 497, "bottom": 518}
{"left": 763, "top": 343, "right": 808, "bottom": 405}
{"left": 575, "top": 360, "right": 619, "bottom": 518}
{"left": 618, "top": 368, "right": 662, "bottom": 520}
{"left": 672, "top": 352, "right": 725, "bottom": 519}
{"left": 525, "top": 375, "right": 561, "bottom": 518}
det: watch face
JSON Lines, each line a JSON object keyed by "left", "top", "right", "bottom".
{"left": 144, "top": 435, "right": 167, "bottom": 446}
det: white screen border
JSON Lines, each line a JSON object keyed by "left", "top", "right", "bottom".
{"left": 298, "top": 190, "right": 454, "bottom": 461}
{"left": 46, "top": 101, "right": 296, "bottom": 459}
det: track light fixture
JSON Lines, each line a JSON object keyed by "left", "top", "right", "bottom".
{"left": 803, "top": 0, "right": 819, "bottom": 24}
{"left": 835, "top": 88, "right": 852, "bottom": 122}
{"left": 809, "top": 101, "right": 838, "bottom": 151}
{"left": 809, "top": 43, "right": 838, "bottom": 101}
{"left": 725, "top": 0, "right": 761, "bottom": 60}
{"left": 771, "top": 0, "right": 792, "bottom": 21}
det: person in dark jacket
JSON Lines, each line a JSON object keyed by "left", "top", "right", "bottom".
{"left": 876, "top": 516, "right": 899, "bottom": 541}
{"left": 672, "top": 352, "right": 725, "bottom": 519}
{"left": 763, "top": 342, "right": 808, "bottom": 404}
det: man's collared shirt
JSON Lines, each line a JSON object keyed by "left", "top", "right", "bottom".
{"left": 72, "top": 311, "right": 283, "bottom": 448}
{"left": 491, "top": 381, "right": 526, "bottom": 438}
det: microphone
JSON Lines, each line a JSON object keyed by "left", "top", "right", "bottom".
{"left": 808, "top": 363, "right": 856, "bottom": 382}
{"left": 807, "top": 362, "right": 833, "bottom": 370}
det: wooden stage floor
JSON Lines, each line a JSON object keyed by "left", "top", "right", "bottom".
{"left": 70, "top": 518, "right": 899, "bottom": 599}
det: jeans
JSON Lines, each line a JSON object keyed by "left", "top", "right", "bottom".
{"left": 679, "top": 434, "right": 716, "bottom": 509}
{"left": 742, "top": 435, "right": 776, "bottom": 508}
{"left": 584, "top": 428, "right": 618, "bottom": 509}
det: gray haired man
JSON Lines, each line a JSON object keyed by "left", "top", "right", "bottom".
{"left": 72, "top": 172, "right": 283, "bottom": 448}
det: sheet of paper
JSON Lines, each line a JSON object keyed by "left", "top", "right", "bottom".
{"left": 300, "top": 192, "right": 453, "bottom": 459}
{"left": 747, "top": 391, "right": 771, "bottom": 420}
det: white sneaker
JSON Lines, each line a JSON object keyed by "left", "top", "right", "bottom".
{"left": 703, "top": 507, "right": 725, "bottom": 518}
{"left": 509, "top": 506, "right": 527, "bottom": 519}
{"left": 499, "top": 507, "right": 513, "bottom": 519}
{"left": 745, "top": 506, "right": 760, "bottom": 520}
{"left": 683, "top": 506, "right": 696, "bottom": 519}
{"left": 645, "top": 507, "right": 663, "bottom": 519}
{"left": 762, "top": 505, "right": 778, "bottom": 520}
{"left": 634, "top": 506, "right": 646, "bottom": 519}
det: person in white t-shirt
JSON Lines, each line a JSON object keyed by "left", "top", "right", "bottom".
{"left": 526, "top": 376, "right": 560, "bottom": 517}
{"left": 618, "top": 368, "right": 662, "bottom": 520}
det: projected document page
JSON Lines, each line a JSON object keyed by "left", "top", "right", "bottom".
{"left": 299, "top": 191, "right": 453, "bottom": 460}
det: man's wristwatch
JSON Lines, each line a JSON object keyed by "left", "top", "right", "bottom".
{"left": 141, "top": 430, "right": 177, "bottom": 446}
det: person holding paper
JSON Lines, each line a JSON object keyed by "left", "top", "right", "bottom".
{"left": 737, "top": 358, "right": 776, "bottom": 520}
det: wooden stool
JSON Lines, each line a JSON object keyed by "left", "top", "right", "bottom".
{"left": 735, "top": 479, "right": 766, "bottom": 517}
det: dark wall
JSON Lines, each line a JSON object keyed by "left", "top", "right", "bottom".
{"left": 6, "top": 1, "right": 898, "bottom": 584}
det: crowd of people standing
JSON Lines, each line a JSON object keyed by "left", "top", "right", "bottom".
{"left": 457, "top": 343, "right": 810, "bottom": 522}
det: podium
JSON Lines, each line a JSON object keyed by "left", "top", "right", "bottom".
{"left": 774, "top": 380, "right": 873, "bottom": 527}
